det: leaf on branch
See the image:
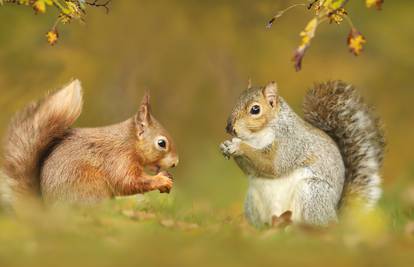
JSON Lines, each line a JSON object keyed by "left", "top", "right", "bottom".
{"left": 328, "top": 8, "right": 347, "bottom": 24}
{"left": 33, "top": 0, "right": 46, "bottom": 13}
{"left": 366, "top": 0, "right": 384, "bottom": 10}
{"left": 58, "top": 13, "right": 72, "bottom": 24}
{"left": 46, "top": 29, "right": 59, "bottom": 46}
{"left": 347, "top": 28, "right": 366, "bottom": 56}
{"left": 3, "top": 0, "right": 110, "bottom": 45}
{"left": 66, "top": 1, "right": 81, "bottom": 14}
{"left": 292, "top": 18, "right": 318, "bottom": 71}
{"left": 325, "top": 0, "right": 348, "bottom": 10}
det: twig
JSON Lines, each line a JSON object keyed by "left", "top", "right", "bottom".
{"left": 86, "top": 0, "right": 111, "bottom": 14}
{"left": 266, "top": 3, "right": 307, "bottom": 28}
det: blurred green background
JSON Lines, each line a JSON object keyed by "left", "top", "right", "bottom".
{"left": 1, "top": 0, "right": 413, "bottom": 209}
{"left": 0, "top": 1, "right": 413, "bottom": 266}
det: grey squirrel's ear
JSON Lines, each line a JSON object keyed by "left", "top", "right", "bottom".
{"left": 135, "top": 91, "right": 152, "bottom": 137}
{"left": 263, "top": 81, "right": 278, "bottom": 107}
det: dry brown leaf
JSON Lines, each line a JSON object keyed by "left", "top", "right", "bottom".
{"left": 122, "top": 210, "right": 156, "bottom": 221}
{"left": 405, "top": 221, "right": 414, "bottom": 238}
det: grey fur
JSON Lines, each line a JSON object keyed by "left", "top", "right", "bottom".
{"left": 303, "top": 80, "right": 385, "bottom": 209}
{"left": 221, "top": 80, "right": 384, "bottom": 226}
{"left": 252, "top": 99, "right": 344, "bottom": 225}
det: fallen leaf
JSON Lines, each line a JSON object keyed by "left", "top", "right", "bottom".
{"left": 176, "top": 221, "right": 199, "bottom": 231}
{"left": 401, "top": 185, "right": 414, "bottom": 207}
{"left": 160, "top": 219, "right": 199, "bottom": 231}
{"left": 405, "top": 221, "right": 414, "bottom": 238}
{"left": 160, "top": 219, "right": 175, "bottom": 228}
{"left": 271, "top": 210, "right": 293, "bottom": 229}
{"left": 122, "top": 210, "right": 156, "bottom": 221}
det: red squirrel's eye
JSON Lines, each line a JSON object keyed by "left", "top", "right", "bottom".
{"left": 157, "top": 139, "right": 166, "bottom": 149}
{"left": 250, "top": 105, "right": 261, "bottom": 115}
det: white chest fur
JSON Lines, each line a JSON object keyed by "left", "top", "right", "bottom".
{"left": 244, "top": 124, "right": 275, "bottom": 149}
{"left": 244, "top": 168, "right": 313, "bottom": 227}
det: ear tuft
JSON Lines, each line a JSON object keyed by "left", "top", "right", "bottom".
{"left": 247, "top": 78, "right": 252, "bottom": 89}
{"left": 142, "top": 90, "right": 151, "bottom": 106}
{"left": 263, "top": 81, "right": 278, "bottom": 107}
{"left": 139, "top": 90, "right": 152, "bottom": 121}
{"left": 135, "top": 90, "right": 152, "bottom": 137}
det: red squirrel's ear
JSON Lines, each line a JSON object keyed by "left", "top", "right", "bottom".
{"left": 135, "top": 91, "right": 152, "bottom": 137}
{"left": 263, "top": 81, "right": 278, "bottom": 107}
{"left": 247, "top": 78, "right": 252, "bottom": 89}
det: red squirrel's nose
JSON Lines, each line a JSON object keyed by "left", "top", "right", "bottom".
{"left": 170, "top": 158, "right": 179, "bottom": 168}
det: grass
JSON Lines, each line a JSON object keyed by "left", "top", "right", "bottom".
{"left": 0, "top": 1, "right": 413, "bottom": 266}
{"left": 0, "top": 182, "right": 413, "bottom": 267}
{"left": 0, "top": 151, "right": 413, "bottom": 267}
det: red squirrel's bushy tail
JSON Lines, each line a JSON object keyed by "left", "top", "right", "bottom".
{"left": 303, "top": 81, "right": 385, "bottom": 210}
{"left": 1, "top": 80, "right": 83, "bottom": 206}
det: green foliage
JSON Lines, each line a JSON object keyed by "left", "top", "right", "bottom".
{"left": 1, "top": 0, "right": 111, "bottom": 45}
{"left": 268, "top": 0, "right": 384, "bottom": 71}
{"left": 0, "top": 186, "right": 413, "bottom": 267}
{"left": 0, "top": 1, "right": 413, "bottom": 265}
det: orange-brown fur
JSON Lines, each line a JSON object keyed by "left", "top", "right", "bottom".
{"left": 2, "top": 79, "right": 178, "bottom": 206}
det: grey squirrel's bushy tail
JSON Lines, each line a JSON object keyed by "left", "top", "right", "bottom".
{"left": 1, "top": 80, "right": 83, "bottom": 206}
{"left": 303, "top": 80, "right": 385, "bottom": 209}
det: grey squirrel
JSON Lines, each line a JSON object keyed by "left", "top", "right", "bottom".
{"left": 220, "top": 80, "right": 385, "bottom": 227}
{"left": 1, "top": 79, "right": 179, "bottom": 207}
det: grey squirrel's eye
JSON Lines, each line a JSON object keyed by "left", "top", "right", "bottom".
{"left": 250, "top": 105, "right": 261, "bottom": 115}
{"left": 157, "top": 139, "right": 167, "bottom": 149}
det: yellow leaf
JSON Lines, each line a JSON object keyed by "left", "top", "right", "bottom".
{"left": 293, "top": 18, "right": 319, "bottom": 71}
{"left": 329, "top": 8, "right": 347, "bottom": 24}
{"left": 33, "top": 0, "right": 46, "bottom": 13}
{"left": 66, "top": 1, "right": 82, "bottom": 17}
{"left": 366, "top": 0, "right": 384, "bottom": 10}
{"left": 58, "top": 13, "right": 72, "bottom": 24}
{"left": 46, "top": 29, "right": 59, "bottom": 46}
{"left": 347, "top": 29, "right": 366, "bottom": 56}
{"left": 300, "top": 18, "right": 318, "bottom": 46}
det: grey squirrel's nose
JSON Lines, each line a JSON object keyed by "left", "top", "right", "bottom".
{"left": 226, "top": 119, "right": 235, "bottom": 135}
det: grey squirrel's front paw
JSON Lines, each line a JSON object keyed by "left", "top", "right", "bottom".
{"left": 220, "top": 138, "right": 241, "bottom": 159}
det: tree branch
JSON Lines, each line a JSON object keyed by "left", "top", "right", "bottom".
{"left": 85, "top": 0, "right": 111, "bottom": 14}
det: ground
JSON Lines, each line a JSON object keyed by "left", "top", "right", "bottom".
{"left": 0, "top": 184, "right": 413, "bottom": 267}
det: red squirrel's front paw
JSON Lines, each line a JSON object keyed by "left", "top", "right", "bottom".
{"left": 160, "top": 171, "right": 173, "bottom": 180}
{"left": 220, "top": 138, "right": 241, "bottom": 159}
{"left": 156, "top": 173, "right": 173, "bottom": 193}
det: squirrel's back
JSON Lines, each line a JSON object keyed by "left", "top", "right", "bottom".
{"left": 303, "top": 81, "right": 385, "bottom": 209}
{"left": 1, "top": 80, "right": 83, "bottom": 206}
